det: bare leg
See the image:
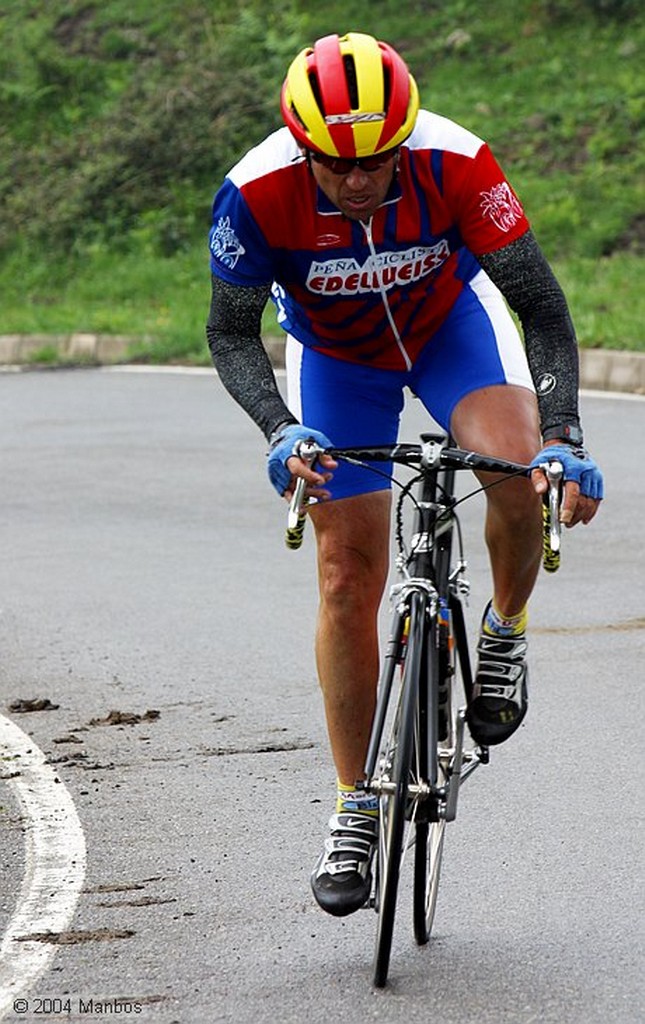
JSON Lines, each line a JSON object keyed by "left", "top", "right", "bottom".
{"left": 309, "top": 490, "right": 391, "bottom": 785}
{"left": 450, "top": 385, "right": 543, "bottom": 616}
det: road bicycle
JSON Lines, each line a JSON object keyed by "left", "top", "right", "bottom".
{"left": 286, "top": 433, "right": 563, "bottom": 987}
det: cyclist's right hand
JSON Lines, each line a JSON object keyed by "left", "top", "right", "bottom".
{"left": 530, "top": 442, "right": 603, "bottom": 526}
{"left": 267, "top": 424, "right": 336, "bottom": 500}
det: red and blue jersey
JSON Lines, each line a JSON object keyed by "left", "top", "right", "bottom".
{"left": 209, "top": 109, "right": 530, "bottom": 371}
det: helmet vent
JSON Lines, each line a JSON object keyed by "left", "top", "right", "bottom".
{"left": 309, "top": 72, "right": 323, "bottom": 116}
{"left": 382, "top": 67, "right": 392, "bottom": 109}
{"left": 343, "top": 56, "right": 359, "bottom": 109}
{"left": 290, "top": 101, "right": 306, "bottom": 131}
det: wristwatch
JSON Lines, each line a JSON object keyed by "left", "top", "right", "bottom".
{"left": 542, "top": 423, "right": 584, "bottom": 446}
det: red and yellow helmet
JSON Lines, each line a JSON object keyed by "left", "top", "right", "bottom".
{"left": 280, "top": 32, "right": 419, "bottom": 158}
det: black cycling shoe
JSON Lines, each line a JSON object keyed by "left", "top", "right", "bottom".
{"left": 466, "top": 624, "right": 529, "bottom": 746}
{"left": 310, "top": 812, "right": 378, "bottom": 917}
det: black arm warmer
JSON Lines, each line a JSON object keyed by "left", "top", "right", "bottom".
{"left": 477, "top": 230, "right": 581, "bottom": 435}
{"left": 205, "top": 275, "right": 297, "bottom": 441}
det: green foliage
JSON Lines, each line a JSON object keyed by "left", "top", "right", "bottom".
{"left": 0, "top": 0, "right": 308, "bottom": 256}
{"left": 552, "top": 255, "right": 645, "bottom": 350}
{"left": 0, "top": 0, "right": 643, "bottom": 352}
{"left": 537, "top": 0, "right": 641, "bottom": 19}
{"left": 27, "top": 344, "right": 60, "bottom": 365}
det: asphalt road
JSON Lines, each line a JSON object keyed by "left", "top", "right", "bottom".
{"left": 0, "top": 367, "right": 643, "bottom": 1024}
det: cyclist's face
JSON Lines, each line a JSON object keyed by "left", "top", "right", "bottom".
{"left": 308, "top": 151, "right": 398, "bottom": 222}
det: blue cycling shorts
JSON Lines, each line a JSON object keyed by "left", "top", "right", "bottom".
{"left": 285, "top": 270, "right": 535, "bottom": 500}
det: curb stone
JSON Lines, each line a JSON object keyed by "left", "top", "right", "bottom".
{"left": 0, "top": 332, "right": 152, "bottom": 365}
{"left": 0, "top": 333, "right": 643, "bottom": 395}
{"left": 578, "top": 346, "right": 645, "bottom": 395}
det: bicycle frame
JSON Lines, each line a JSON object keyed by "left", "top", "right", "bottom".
{"left": 364, "top": 433, "right": 482, "bottom": 826}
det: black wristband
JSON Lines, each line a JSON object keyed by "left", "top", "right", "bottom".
{"left": 268, "top": 419, "right": 298, "bottom": 449}
{"left": 542, "top": 423, "right": 584, "bottom": 446}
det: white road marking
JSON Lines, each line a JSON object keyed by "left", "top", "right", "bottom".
{"left": 99, "top": 364, "right": 645, "bottom": 400}
{"left": 580, "top": 387, "right": 644, "bottom": 402}
{"left": 1, "top": 361, "right": 643, "bottom": 401}
{"left": 0, "top": 716, "right": 86, "bottom": 1020}
{"left": 102, "top": 364, "right": 213, "bottom": 375}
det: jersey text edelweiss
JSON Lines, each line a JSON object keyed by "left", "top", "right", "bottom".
{"left": 208, "top": 110, "right": 530, "bottom": 370}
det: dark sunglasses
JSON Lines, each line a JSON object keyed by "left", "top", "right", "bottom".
{"left": 308, "top": 148, "right": 399, "bottom": 175}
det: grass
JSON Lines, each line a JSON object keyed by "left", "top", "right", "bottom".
{"left": 0, "top": 0, "right": 643, "bottom": 359}
{"left": 552, "top": 255, "right": 644, "bottom": 351}
{"left": 0, "top": 245, "right": 210, "bottom": 362}
{"left": 1, "top": 245, "right": 642, "bottom": 362}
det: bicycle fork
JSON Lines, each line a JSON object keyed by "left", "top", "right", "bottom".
{"left": 365, "top": 585, "right": 482, "bottom": 825}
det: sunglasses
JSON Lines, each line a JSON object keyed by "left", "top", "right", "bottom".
{"left": 309, "top": 148, "right": 399, "bottom": 175}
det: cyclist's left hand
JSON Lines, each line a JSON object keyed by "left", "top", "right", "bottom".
{"left": 530, "top": 443, "right": 604, "bottom": 527}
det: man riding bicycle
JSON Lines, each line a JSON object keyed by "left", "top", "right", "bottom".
{"left": 206, "top": 32, "right": 603, "bottom": 919}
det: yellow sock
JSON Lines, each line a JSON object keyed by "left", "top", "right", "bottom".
{"left": 483, "top": 602, "right": 528, "bottom": 638}
{"left": 336, "top": 781, "right": 379, "bottom": 816}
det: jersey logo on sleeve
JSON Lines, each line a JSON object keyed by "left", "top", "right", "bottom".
{"left": 209, "top": 216, "right": 246, "bottom": 269}
{"left": 479, "top": 182, "right": 524, "bottom": 232}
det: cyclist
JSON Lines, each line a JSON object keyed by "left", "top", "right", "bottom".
{"left": 206, "top": 32, "right": 603, "bottom": 918}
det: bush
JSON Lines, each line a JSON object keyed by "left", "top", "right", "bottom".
{"left": 0, "top": 2, "right": 306, "bottom": 257}
{"left": 539, "top": 0, "right": 641, "bottom": 18}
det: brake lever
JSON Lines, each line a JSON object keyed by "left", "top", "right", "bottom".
{"left": 542, "top": 459, "right": 563, "bottom": 572}
{"left": 285, "top": 440, "right": 320, "bottom": 550}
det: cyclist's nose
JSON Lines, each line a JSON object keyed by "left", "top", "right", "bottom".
{"left": 344, "top": 165, "right": 371, "bottom": 188}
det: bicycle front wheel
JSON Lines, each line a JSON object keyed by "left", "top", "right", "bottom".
{"left": 373, "top": 590, "right": 426, "bottom": 988}
{"left": 412, "top": 607, "right": 451, "bottom": 945}
{"left": 413, "top": 818, "right": 446, "bottom": 945}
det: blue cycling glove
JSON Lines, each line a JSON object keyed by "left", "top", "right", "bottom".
{"left": 530, "top": 444, "right": 604, "bottom": 500}
{"left": 267, "top": 424, "right": 333, "bottom": 497}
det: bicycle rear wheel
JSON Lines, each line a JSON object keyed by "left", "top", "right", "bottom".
{"left": 373, "top": 590, "right": 426, "bottom": 988}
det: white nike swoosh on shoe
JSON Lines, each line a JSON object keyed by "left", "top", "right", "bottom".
{"left": 339, "top": 816, "right": 377, "bottom": 831}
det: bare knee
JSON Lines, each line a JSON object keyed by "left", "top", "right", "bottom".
{"left": 451, "top": 384, "right": 541, "bottom": 463}
{"left": 318, "top": 545, "right": 386, "bottom": 620}
{"left": 311, "top": 492, "right": 391, "bottom": 623}
{"left": 486, "top": 475, "right": 541, "bottom": 532}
